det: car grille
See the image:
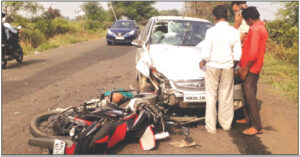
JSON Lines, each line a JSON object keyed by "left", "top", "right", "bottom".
{"left": 173, "top": 79, "right": 205, "bottom": 91}
{"left": 115, "top": 32, "right": 127, "bottom": 36}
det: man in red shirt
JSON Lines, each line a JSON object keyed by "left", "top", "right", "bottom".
{"left": 236, "top": 7, "right": 268, "bottom": 135}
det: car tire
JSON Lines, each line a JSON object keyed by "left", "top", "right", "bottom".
{"left": 136, "top": 70, "right": 139, "bottom": 81}
{"left": 107, "top": 41, "right": 112, "bottom": 45}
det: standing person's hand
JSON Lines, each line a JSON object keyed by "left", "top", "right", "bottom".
{"left": 234, "top": 13, "right": 243, "bottom": 28}
{"left": 199, "top": 60, "right": 206, "bottom": 69}
{"left": 239, "top": 68, "right": 248, "bottom": 80}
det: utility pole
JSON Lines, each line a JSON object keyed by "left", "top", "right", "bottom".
{"left": 109, "top": 2, "right": 117, "bottom": 21}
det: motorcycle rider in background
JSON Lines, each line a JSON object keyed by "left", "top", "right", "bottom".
{"left": 2, "top": 12, "right": 24, "bottom": 69}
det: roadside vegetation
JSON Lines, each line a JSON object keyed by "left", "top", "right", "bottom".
{"left": 2, "top": 2, "right": 116, "bottom": 55}
{"left": 262, "top": 2, "right": 298, "bottom": 102}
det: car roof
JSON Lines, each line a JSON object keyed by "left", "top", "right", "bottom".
{"left": 150, "top": 16, "right": 211, "bottom": 23}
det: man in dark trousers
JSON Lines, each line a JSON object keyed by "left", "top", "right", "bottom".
{"left": 237, "top": 7, "right": 268, "bottom": 135}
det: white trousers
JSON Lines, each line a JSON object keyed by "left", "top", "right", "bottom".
{"left": 205, "top": 67, "right": 234, "bottom": 131}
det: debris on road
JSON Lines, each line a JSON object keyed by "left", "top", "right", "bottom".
{"left": 13, "top": 112, "right": 21, "bottom": 115}
{"left": 169, "top": 140, "right": 197, "bottom": 148}
{"left": 34, "top": 51, "right": 40, "bottom": 55}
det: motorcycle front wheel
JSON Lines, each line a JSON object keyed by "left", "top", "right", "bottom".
{"left": 30, "top": 111, "right": 71, "bottom": 139}
{"left": 16, "top": 47, "right": 23, "bottom": 63}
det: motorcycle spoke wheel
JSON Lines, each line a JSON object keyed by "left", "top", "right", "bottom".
{"left": 30, "top": 111, "right": 71, "bottom": 139}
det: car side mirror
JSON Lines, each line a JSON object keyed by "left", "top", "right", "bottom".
{"left": 136, "top": 26, "right": 140, "bottom": 29}
{"left": 132, "top": 40, "right": 142, "bottom": 48}
{"left": 108, "top": 26, "right": 111, "bottom": 28}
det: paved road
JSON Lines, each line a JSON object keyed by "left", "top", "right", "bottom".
{"left": 1, "top": 38, "right": 298, "bottom": 154}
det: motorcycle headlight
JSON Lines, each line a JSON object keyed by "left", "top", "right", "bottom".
{"left": 128, "top": 30, "right": 135, "bottom": 35}
{"left": 107, "top": 29, "right": 114, "bottom": 35}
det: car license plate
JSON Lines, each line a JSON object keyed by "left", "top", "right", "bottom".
{"left": 184, "top": 94, "right": 206, "bottom": 102}
{"left": 53, "top": 139, "right": 66, "bottom": 155}
{"left": 116, "top": 36, "right": 124, "bottom": 40}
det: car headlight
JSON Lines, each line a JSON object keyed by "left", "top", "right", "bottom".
{"left": 107, "top": 29, "right": 114, "bottom": 35}
{"left": 128, "top": 30, "right": 135, "bottom": 35}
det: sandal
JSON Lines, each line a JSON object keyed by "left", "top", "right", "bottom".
{"left": 236, "top": 118, "right": 248, "bottom": 124}
{"left": 242, "top": 127, "right": 263, "bottom": 136}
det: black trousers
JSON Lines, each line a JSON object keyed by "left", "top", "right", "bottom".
{"left": 242, "top": 72, "right": 262, "bottom": 131}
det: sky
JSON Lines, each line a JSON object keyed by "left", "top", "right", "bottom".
{"left": 36, "top": 2, "right": 283, "bottom": 21}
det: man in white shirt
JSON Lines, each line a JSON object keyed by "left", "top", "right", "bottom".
{"left": 199, "top": 5, "right": 242, "bottom": 134}
{"left": 231, "top": 1, "right": 249, "bottom": 43}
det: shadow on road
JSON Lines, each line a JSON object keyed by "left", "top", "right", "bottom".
{"left": 107, "top": 43, "right": 133, "bottom": 47}
{"left": 228, "top": 124, "right": 272, "bottom": 154}
{"left": 3, "top": 59, "right": 47, "bottom": 69}
{"left": 230, "top": 100, "right": 272, "bottom": 154}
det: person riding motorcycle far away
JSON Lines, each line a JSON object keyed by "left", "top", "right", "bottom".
{"left": 2, "top": 14, "right": 19, "bottom": 45}
{"left": 2, "top": 12, "right": 7, "bottom": 44}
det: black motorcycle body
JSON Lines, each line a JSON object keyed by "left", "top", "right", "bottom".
{"left": 2, "top": 29, "right": 23, "bottom": 69}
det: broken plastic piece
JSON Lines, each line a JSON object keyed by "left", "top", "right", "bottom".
{"left": 155, "top": 131, "right": 169, "bottom": 140}
{"left": 139, "top": 125, "right": 156, "bottom": 150}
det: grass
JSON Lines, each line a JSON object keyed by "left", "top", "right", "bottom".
{"left": 20, "top": 26, "right": 107, "bottom": 55}
{"left": 260, "top": 40, "right": 298, "bottom": 102}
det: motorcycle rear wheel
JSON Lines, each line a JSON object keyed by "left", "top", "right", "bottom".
{"left": 2, "top": 60, "right": 7, "bottom": 69}
{"left": 30, "top": 111, "right": 71, "bottom": 139}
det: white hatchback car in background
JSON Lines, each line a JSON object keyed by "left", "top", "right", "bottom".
{"left": 133, "top": 16, "right": 244, "bottom": 110}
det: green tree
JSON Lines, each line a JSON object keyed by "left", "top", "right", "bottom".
{"left": 42, "top": 7, "right": 61, "bottom": 20}
{"left": 277, "top": 1, "right": 298, "bottom": 26}
{"left": 111, "top": 1, "right": 159, "bottom": 22}
{"left": 158, "top": 9, "right": 180, "bottom": 16}
{"left": 183, "top": 2, "right": 232, "bottom": 22}
{"left": 81, "top": 2, "right": 105, "bottom": 22}
{"left": 2, "top": 2, "right": 43, "bottom": 22}
{"left": 266, "top": 20, "right": 298, "bottom": 48}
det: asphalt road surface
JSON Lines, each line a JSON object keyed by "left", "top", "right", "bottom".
{"left": 1, "top": 38, "right": 298, "bottom": 154}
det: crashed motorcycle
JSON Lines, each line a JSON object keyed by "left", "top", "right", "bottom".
{"left": 2, "top": 25, "right": 23, "bottom": 69}
{"left": 28, "top": 90, "right": 186, "bottom": 154}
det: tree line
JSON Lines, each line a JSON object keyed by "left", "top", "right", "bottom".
{"left": 2, "top": 1, "right": 298, "bottom": 62}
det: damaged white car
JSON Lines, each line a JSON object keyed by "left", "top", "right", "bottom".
{"left": 133, "top": 16, "right": 244, "bottom": 110}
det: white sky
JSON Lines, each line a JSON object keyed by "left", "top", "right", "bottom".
{"left": 36, "top": 2, "right": 283, "bottom": 21}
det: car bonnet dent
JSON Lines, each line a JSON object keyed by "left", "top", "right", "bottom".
{"left": 136, "top": 44, "right": 206, "bottom": 80}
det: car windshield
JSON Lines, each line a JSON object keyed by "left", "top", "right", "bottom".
{"left": 150, "top": 20, "right": 212, "bottom": 46}
{"left": 111, "top": 21, "right": 135, "bottom": 29}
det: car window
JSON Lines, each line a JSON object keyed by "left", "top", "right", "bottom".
{"left": 150, "top": 20, "right": 212, "bottom": 46}
{"left": 139, "top": 20, "right": 152, "bottom": 41}
{"left": 111, "top": 21, "right": 135, "bottom": 29}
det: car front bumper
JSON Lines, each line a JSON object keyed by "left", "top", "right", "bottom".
{"left": 161, "top": 81, "right": 244, "bottom": 109}
{"left": 106, "top": 34, "right": 137, "bottom": 43}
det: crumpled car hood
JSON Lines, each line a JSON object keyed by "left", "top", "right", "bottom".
{"left": 149, "top": 45, "right": 205, "bottom": 80}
